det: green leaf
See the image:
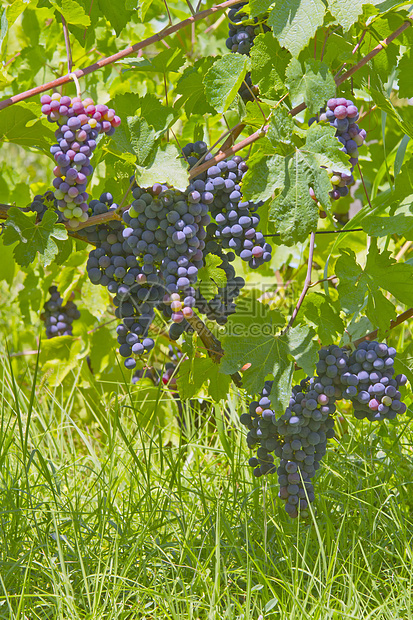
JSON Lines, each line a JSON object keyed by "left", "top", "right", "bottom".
{"left": 127, "top": 116, "right": 156, "bottom": 166}
{"left": 250, "top": 0, "right": 274, "bottom": 17}
{"left": 204, "top": 54, "right": 248, "bottom": 114}
{"left": 135, "top": 143, "right": 189, "bottom": 190}
{"left": 176, "top": 356, "right": 229, "bottom": 402}
{"left": 0, "top": 104, "right": 55, "bottom": 150}
{"left": 175, "top": 58, "right": 215, "bottom": 117}
{"left": 220, "top": 301, "right": 316, "bottom": 411}
{"left": 49, "top": 0, "right": 91, "bottom": 26}
{"left": 0, "top": 236, "right": 16, "bottom": 285}
{"left": 241, "top": 151, "right": 285, "bottom": 203}
{"left": 335, "top": 248, "right": 367, "bottom": 315}
{"left": 369, "top": 87, "right": 413, "bottom": 140}
{"left": 358, "top": 196, "right": 413, "bottom": 239}
{"left": 398, "top": 47, "right": 413, "bottom": 100}
{"left": 327, "top": 0, "right": 372, "bottom": 31}
{"left": 268, "top": 124, "right": 351, "bottom": 244}
{"left": 366, "top": 243, "right": 413, "bottom": 307}
{"left": 250, "top": 32, "right": 290, "bottom": 100}
{"left": 121, "top": 48, "right": 185, "bottom": 74}
{"left": 267, "top": 106, "right": 297, "bottom": 151}
{"left": 77, "top": 279, "right": 110, "bottom": 319}
{"left": 300, "top": 292, "right": 344, "bottom": 345}
{"left": 335, "top": 245, "right": 413, "bottom": 336}
{"left": 97, "top": 0, "right": 132, "bottom": 34}
{"left": 268, "top": 0, "right": 325, "bottom": 57}
{"left": 89, "top": 326, "right": 117, "bottom": 374}
{"left": 197, "top": 254, "right": 228, "bottom": 301}
{"left": 3, "top": 208, "right": 68, "bottom": 267}
{"left": 286, "top": 58, "right": 336, "bottom": 114}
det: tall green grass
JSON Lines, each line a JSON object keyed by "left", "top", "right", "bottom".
{"left": 1, "top": 347, "right": 413, "bottom": 620}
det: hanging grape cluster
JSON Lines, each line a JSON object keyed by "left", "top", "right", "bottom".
{"left": 41, "top": 286, "right": 81, "bottom": 338}
{"left": 240, "top": 341, "right": 408, "bottom": 519}
{"left": 82, "top": 139, "right": 271, "bottom": 370}
{"left": 225, "top": 2, "right": 267, "bottom": 102}
{"left": 309, "top": 98, "right": 366, "bottom": 201}
{"left": 41, "top": 94, "right": 121, "bottom": 227}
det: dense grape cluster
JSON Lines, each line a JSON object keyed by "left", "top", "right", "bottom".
{"left": 342, "top": 341, "right": 407, "bottom": 420}
{"left": 226, "top": 3, "right": 269, "bottom": 55}
{"left": 82, "top": 138, "right": 271, "bottom": 368}
{"left": 23, "top": 190, "right": 65, "bottom": 222}
{"left": 41, "top": 94, "right": 121, "bottom": 227}
{"left": 309, "top": 98, "right": 366, "bottom": 201}
{"left": 241, "top": 342, "right": 408, "bottom": 519}
{"left": 41, "top": 286, "right": 80, "bottom": 338}
{"left": 225, "top": 3, "right": 266, "bottom": 103}
{"left": 184, "top": 141, "right": 272, "bottom": 269}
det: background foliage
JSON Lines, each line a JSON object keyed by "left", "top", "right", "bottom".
{"left": 1, "top": 0, "right": 413, "bottom": 616}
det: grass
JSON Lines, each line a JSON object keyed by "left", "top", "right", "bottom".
{"left": 1, "top": 347, "right": 413, "bottom": 620}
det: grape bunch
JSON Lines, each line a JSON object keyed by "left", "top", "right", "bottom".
{"left": 83, "top": 139, "right": 272, "bottom": 369}
{"left": 193, "top": 247, "right": 245, "bottom": 325}
{"left": 184, "top": 141, "right": 272, "bottom": 268}
{"left": 41, "top": 286, "right": 80, "bottom": 338}
{"left": 24, "top": 190, "right": 65, "bottom": 223}
{"left": 309, "top": 98, "right": 366, "bottom": 201}
{"left": 241, "top": 342, "right": 408, "bottom": 519}
{"left": 341, "top": 341, "right": 407, "bottom": 421}
{"left": 41, "top": 93, "right": 121, "bottom": 227}
{"left": 225, "top": 3, "right": 265, "bottom": 103}
{"left": 226, "top": 3, "right": 269, "bottom": 55}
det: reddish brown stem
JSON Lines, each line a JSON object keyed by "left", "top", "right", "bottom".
{"left": 283, "top": 232, "right": 316, "bottom": 333}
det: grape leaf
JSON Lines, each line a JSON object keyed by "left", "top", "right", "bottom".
{"left": 241, "top": 152, "right": 285, "bottom": 203}
{"left": 268, "top": 124, "right": 351, "bottom": 244}
{"left": 204, "top": 54, "right": 248, "bottom": 114}
{"left": 176, "top": 356, "right": 231, "bottom": 402}
{"left": 89, "top": 326, "right": 117, "bottom": 374}
{"left": 175, "top": 58, "right": 215, "bottom": 117}
{"left": 327, "top": 0, "right": 372, "bottom": 32}
{"left": 300, "top": 292, "right": 344, "bottom": 345}
{"left": 250, "top": 0, "right": 274, "bottom": 17}
{"left": 0, "top": 236, "right": 16, "bottom": 286}
{"left": 49, "top": 0, "right": 91, "bottom": 26}
{"left": 121, "top": 48, "right": 185, "bottom": 74}
{"left": 220, "top": 301, "right": 317, "bottom": 411}
{"left": 97, "top": 0, "right": 132, "bottom": 34}
{"left": 135, "top": 143, "right": 189, "bottom": 190}
{"left": 398, "top": 47, "right": 413, "bottom": 100}
{"left": 2, "top": 208, "right": 68, "bottom": 267}
{"left": 369, "top": 87, "right": 413, "bottom": 140}
{"left": 250, "top": 32, "right": 290, "bottom": 100}
{"left": 40, "top": 336, "right": 83, "bottom": 386}
{"left": 268, "top": 0, "right": 325, "bottom": 57}
{"left": 0, "top": 104, "right": 55, "bottom": 150}
{"left": 0, "top": 0, "right": 30, "bottom": 54}
{"left": 286, "top": 58, "right": 335, "bottom": 114}
{"left": 127, "top": 117, "right": 156, "bottom": 166}
{"left": 197, "top": 254, "right": 228, "bottom": 301}
{"left": 366, "top": 243, "right": 413, "bottom": 307}
{"left": 358, "top": 197, "right": 413, "bottom": 239}
{"left": 335, "top": 246, "right": 406, "bottom": 335}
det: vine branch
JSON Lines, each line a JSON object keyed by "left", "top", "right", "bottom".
{"left": 0, "top": 0, "right": 242, "bottom": 111}
{"left": 282, "top": 232, "right": 316, "bottom": 334}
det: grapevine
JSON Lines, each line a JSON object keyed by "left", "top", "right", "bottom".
{"left": 1, "top": 0, "right": 413, "bottom": 535}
